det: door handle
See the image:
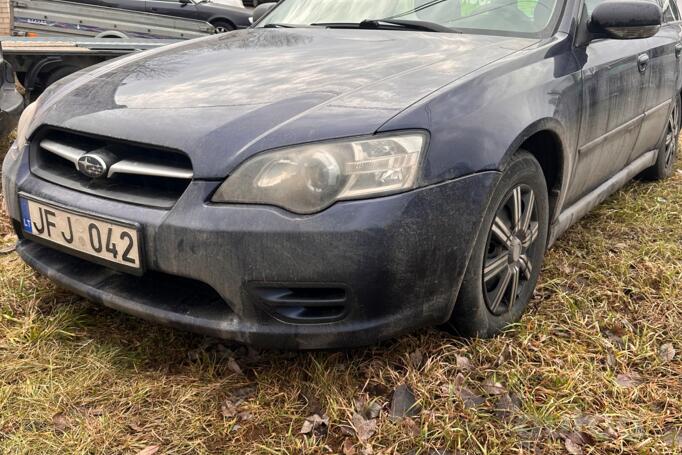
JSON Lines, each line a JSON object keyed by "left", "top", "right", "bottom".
{"left": 638, "top": 53, "right": 650, "bottom": 73}
{"left": 676, "top": 43, "right": 682, "bottom": 59}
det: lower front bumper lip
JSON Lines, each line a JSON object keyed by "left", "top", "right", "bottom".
{"left": 16, "top": 239, "right": 425, "bottom": 350}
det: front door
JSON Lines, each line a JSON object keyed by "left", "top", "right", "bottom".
{"left": 567, "top": 0, "right": 651, "bottom": 205}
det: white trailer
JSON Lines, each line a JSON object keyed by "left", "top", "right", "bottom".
{"left": 9, "top": 0, "right": 214, "bottom": 39}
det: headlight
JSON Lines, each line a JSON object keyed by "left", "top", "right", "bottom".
{"left": 15, "top": 101, "right": 38, "bottom": 150}
{"left": 211, "top": 132, "right": 427, "bottom": 214}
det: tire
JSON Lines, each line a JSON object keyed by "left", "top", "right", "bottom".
{"left": 445, "top": 151, "right": 549, "bottom": 338}
{"left": 211, "top": 20, "right": 235, "bottom": 33}
{"left": 642, "top": 94, "right": 680, "bottom": 181}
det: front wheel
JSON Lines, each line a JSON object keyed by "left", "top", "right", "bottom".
{"left": 445, "top": 151, "right": 549, "bottom": 338}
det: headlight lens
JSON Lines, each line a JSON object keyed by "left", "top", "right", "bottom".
{"left": 212, "top": 132, "right": 427, "bottom": 214}
{"left": 15, "top": 101, "right": 38, "bottom": 150}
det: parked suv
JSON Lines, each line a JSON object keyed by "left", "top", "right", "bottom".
{"left": 72, "top": 0, "right": 252, "bottom": 32}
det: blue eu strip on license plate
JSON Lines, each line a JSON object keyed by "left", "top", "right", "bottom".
{"left": 19, "top": 198, "right": 33, "bottom": 234}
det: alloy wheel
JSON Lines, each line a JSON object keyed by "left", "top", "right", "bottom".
{"left": 664, "top": 100, "right": 680, "bottom": 171}
{"left": 482, "top": 185, "right": 540, "bottom": 316}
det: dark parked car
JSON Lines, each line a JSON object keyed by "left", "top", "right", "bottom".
{"left": 2, "top": 0, "right": 681, "bottom": 349}
{"left": 71, "top": 0, "right": 252, "bottom": 32}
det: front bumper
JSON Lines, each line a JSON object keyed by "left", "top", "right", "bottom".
{"left": 3, "top": 142, "right": 498, "bottom": 349}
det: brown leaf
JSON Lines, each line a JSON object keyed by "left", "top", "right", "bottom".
{"left": 300, "top": 413, "right": 329, "bottom": 437}
{"left": 351, "top": 412, "right": 377, "bottom": 442}
{"left": 301, "top": 391, "right": 324, "bottom": 416}
{"left": 455, "top": 355, "right": 473, "bottom": 371}
{"left": 236, "top": 411, "right": 253, "bottom": 422}
{"left": 409, "top": 349, "right": 424, "bottom": 369}
{"left": 52, "top": 412, "right": 71, "bottom": 433}
{"left": 389, "top": 384, "right": 420, "bottom": 419}
{"left": 482, "top": 378, "right": 507, "bottom": 396}
{"left": 128, "top": 422, "right": 144, "bottom": 433}
{"left": 221, "top": 399, "right": 239, "bottom": 418}
{"left": 615, "top": 372, "right": 644, "bottom": 388}
{"left": 564, "top": 438, "right": 583, "bottom": 455}
{"left": 232, "top": 385, "right": 257, "bottom": 400}
{"left": 355, "top": 396, "right": 382, "bottom": 420}
{"left": 341, "top": 438, "right": 356, "bottom": 455}
{"left": 659, "top": 343, "right": 676, "bottom": 363}
{"left": 136, "top": 446, "right": 160, "bottom": 455}
{"left": 494, "top": 393, "right": 521, "bottom": 421}
{"left": 0, "top": 244, "right": 16, "bottom": 254}
{"left": 445, "top": 374, "right": 484, "bottom": 409}
{"left": 663, "top": 429, "right": 682, "bottom": 448}
{"left": 400, "top": 417, "right": 420, "bottom": 437}
{"left": 227, "top": 357, "right": 243, "bottom": 375}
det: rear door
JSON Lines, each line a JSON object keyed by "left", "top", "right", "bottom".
{"left": 633, "top": 0, "right": 682, "bottom": 159}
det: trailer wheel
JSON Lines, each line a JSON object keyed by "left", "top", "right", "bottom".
{"left": 95, "top": 31, "right": 128, "bottom": 39}
{"left": 44, "top": 65, "right": 81, "bottom": 87}
{"left": 211, "top": 20, "right": 235, "bottom": 33}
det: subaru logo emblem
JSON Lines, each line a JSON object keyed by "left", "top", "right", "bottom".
{"left": 77, "top": 153, "right": 109, "bottom": 179}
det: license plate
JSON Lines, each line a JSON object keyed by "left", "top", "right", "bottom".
{"left": 19, "top": 196, "right": 142, "bottom": 270}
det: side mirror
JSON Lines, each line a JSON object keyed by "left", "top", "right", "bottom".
{"left": 179, "top": 0, "right": 191, "bottom": 4}
{"left": 252, "top": 2, "right": 276, "bottom": 24}
{"left": 590, "top": 0, "right": 662, "bottom": 39}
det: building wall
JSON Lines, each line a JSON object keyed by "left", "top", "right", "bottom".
{"left": 0, "top": 0, "right": 11, "bottom": 35}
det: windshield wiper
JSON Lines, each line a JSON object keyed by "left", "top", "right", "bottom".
{"left": 263, "top": 23, "right": 300, "bottom": 28}
{"left": 310, "top": 19, "right": 456, "bottom": 33}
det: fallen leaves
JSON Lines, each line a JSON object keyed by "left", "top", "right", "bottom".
{"left": 136, "top": 446, "right": 160, "bottom": 455}
{"left": 300, "top": 413, "right": 329, "bottom": 438}
{"left": 482, "top": 378, "right": 507, "bottom": 396}
{"left": 455, "top": 355, "right": 473, "bottom": 371}
{"left": 0, "top": 243, "right": 15, "bottom": 254}
{"left": 389, "top": 384, "right": 420, "bottom": 420}
{"left": 561, "top": 430, "right": 596, "bottom": 455}
{"left": 443, "top": 373, "right": 485, "bottom": 409}
{"left": 351, "top": 412, "right": 377, "bottom": 442}
{"left": 494, "top": 392, "right": 521, "bottom": 421}
{"left": 615, "top": 372, "right": 644, "bottom": 388}
{"left": 52, "top": 412, "right": 71, "bottom": 433}
{"left": 659, "top": 343, "right": 676, "bottom": 363}
{"left": 220, "top": 390, "right": 255, "bottom": 427}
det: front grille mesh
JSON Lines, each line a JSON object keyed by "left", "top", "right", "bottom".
{"left": 29, "top": 128, "right": 193, "bottom": 208}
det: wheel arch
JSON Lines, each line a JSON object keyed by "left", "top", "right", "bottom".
{"left": 500, "top": 118, "right": 569, "bottom": 223}
{"left": 209, "top": 16, "right": 236, "bottom": 29}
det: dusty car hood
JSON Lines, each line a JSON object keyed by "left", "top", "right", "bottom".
{"left": 34, "top": 29, "right": 537, "bottom": 179}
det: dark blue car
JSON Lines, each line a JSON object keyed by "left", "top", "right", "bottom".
{"left": 2, "top": 0, "right": 680, "bottom": 349}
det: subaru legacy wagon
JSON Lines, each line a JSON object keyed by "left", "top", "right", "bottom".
{"left": 2, "top": 0, "right": 680, "bottom": 349}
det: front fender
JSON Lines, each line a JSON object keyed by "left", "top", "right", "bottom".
{"left": 380, "top": 37, "right": 581, "bottom": 196}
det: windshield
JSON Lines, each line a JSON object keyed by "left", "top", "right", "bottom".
{"left": 258, "top": 0, "right": 562, "bottom": 36}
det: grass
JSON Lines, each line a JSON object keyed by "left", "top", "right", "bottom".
{"left": 1, "top": 137, "right": 681, "bottom": 454}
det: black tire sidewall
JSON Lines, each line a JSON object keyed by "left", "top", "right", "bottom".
{"left": 212, "top": 21, "right": 235, "bottom": 33}
{"left": 448, "top": 151, "right": 549, "bottom": 338}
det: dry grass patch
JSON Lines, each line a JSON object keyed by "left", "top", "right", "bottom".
{"left": 0, "top": 144, "right": 681, "bottom": 454}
